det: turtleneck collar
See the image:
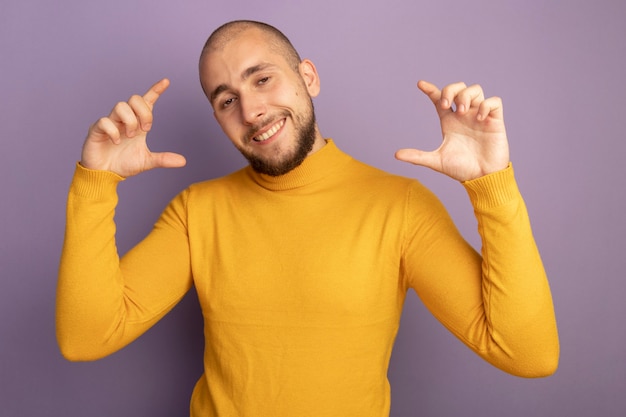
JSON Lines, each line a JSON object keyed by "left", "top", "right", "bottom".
{"left": 246, "top": 139, "right": 352, "bottom": 191}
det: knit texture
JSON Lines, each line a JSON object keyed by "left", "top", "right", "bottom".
{"left": 57, "top": 140, "right": 559, "bottom": 417}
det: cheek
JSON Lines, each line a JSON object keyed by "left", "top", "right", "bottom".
{"left": 215, "top": 115, "right": 240, "bottom": 140}
{"left": 215, "top": 115, "right": 228, "bottom": 132}
{"left": 216, "top": 110, "right": 236, "bottom": 128}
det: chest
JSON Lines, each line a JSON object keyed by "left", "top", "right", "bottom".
{"left": 187, "top": 190, "right": 406, "bottom": 326}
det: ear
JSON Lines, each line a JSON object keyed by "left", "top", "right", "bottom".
{"left": 298, "top": 59, "right": 320, "bottom": 98}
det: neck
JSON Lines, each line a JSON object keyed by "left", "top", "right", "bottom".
{"left": 307, "top": 125, "right": 326, "bottom": 156}
{"left": 247, "top": 139, "right": 351, "bottom": 191}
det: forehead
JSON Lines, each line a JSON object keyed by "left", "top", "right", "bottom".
{"left": 201, "top": 29, "right": 290, "bottom": 88}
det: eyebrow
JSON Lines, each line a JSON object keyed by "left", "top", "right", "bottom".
{"left": 209, "top": 63, "right": 276, "bottom": 105}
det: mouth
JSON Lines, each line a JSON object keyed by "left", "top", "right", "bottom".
{"left": 252, "top": 119, "right": 285, "bottom": 142}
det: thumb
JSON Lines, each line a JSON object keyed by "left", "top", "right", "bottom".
{"left": 146, "top": 152, "right": 187, "bottom": 170}
{"left": 394, "top": 148, "right": 440, "bottom": 170}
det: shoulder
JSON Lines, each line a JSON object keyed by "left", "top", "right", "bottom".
{"left": 161, "top": 168, "right": 251, "bottom": 214}
{"left": 186, "top": 167, "right": 250, "bottom": 195}
{"left": 344, "top": 156, "right": 431, "bottom": 196}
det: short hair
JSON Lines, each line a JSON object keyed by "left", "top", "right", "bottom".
{"left": 199, "top": 20, "right": 302, "bottom": 72}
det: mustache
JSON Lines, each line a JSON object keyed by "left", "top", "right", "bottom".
{"left": 244, "top": 111, "right": 290, "bottom": 141}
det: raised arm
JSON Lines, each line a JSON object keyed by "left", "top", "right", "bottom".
{"left": 397, "top": 81, "right": 559, "bottom": 376}
{"left": 56, "top": 80, "right": 191, "bottom": 361}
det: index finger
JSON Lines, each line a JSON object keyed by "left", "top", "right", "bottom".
{"left": 417, "top": 80, "right": 448, "bottom": 118}
{"left": 143, "top": 78, "right": 171, "bottom": 108}
{"left": 417, "top": 80, "right": 441, "bottom": 104}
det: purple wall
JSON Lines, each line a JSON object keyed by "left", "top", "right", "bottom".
{"left": 1, "top": 0, "right": 624, "bottom": 415}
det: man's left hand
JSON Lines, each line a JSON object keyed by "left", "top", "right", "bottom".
{"left": 395, "top": 81, "right": 510, "bottom": 182}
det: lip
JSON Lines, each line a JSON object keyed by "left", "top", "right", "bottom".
{"left": 251, "top": 118, "right": 286, "bottom": 145}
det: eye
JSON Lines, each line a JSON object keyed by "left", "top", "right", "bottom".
{"left": 222, "top": 97, "right": 237, "bottom": 108}
{"left": 257, "top": 76, "right": 270, "bottom": 85}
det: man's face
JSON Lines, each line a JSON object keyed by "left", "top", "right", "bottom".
{"left": 200, "top": 29, "right": 325, "bottom": 176}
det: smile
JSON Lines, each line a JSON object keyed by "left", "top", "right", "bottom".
{"left": 253, "top": 119, "right": 285, "bottom": 142}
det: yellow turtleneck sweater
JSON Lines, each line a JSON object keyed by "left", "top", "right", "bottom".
{"left": 57, "top": 140, "right": 558, "bottom": 416}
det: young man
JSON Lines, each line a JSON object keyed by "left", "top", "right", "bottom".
{"left": 57, "top": 20, "right": 559, "bottom": 417}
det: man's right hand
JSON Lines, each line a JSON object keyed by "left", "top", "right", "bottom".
{"left": 81, "top": 78, "right": 186, "bottom": 177}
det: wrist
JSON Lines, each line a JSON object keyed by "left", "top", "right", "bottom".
{"left": 463, "top": 162, "right": 518, "bottom": 210}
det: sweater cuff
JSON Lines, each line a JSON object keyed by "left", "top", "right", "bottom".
{"left": 70, "top": 162, "right": 125, "bottom": 200}
{"left": 462, "top": 163, "right": 520, "bottom": 211}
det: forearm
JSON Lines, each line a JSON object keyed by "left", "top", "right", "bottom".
{"left": 56, "top": 164, "right": 192, "bottom": 360}
{"left": 56, "top": 164, "right": 125, "bottom": 359}
{"left": 462, "top": 164, "right": 559, "bottom": 376}
{"left": 405, "top": 165, "right": 558, "bottom": 377}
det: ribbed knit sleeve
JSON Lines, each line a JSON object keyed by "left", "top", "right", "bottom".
{"left": 56, "top": 164, "right": 193, "bottom": 361}
{"left": 403, "top": 163, "right": 559, "bottom": 377}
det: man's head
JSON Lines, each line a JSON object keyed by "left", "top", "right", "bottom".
{"left": 199, "top": 21, "right": 325, "bottom": 176}
{"left": 200, "top": 21, "right": 302, "bottom": 76}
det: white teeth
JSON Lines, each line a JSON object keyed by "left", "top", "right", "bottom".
{"left": 254, "top": 120, "right": 284, "bottom": 142}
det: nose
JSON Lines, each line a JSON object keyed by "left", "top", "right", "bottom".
{"left": 240, "top": 93, "right": 266, "bottom": 126}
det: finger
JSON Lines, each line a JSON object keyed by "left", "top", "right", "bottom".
{"left": 417, "top": 80, "right": 449, "bottom": 118}
{"left": 394, "top": 148, "right": 441, "bottom": 171}
{"left": 453, "top": 84, "right": 485, "bottom": 114}
{"left": 89, "top": 117, "right": 122, "bottom": 143}
{"left": 440, "top": 81, "right": 467, "bottom": 110}
{"left": 143, "top": 78, "right": 170, "bottom": 109}
{"left": 417, "top": 80, "right": 441, "bottom": 104}
{"left": 146, "top": 151, "right": 187, "bottom": 170}
{"left": 110, "top": 101, "right": 140, "bottom": 137}
{"left": 128, "top": 94, "right": 154, "bottom": 132}
{"left": 477, "top": 96, "right": 504, "bottom": 121}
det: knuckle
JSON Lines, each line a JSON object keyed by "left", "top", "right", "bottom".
{"left": 91, "top": 117, "right": 116, "bottom": 137}
{"left": 128, "top": 94, "right": 143, "bottom": 104}
{"left": 451, "top": 81, "right": 466, "bottom": 91}
{"left": 96, "top": 117, "right": 111, "bottom": 128}
{"left": 442, "top": 82, "right": 467, "bottom": 97}
{"left": 128, "top": 94, "right": 152, "bottom": 120}
{"left": 112, "top": 101, "right": 130, "bottom": 116}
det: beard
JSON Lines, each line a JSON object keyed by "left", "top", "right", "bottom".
{"left": 238, "top": 100, "right": 318, "bottom": 177}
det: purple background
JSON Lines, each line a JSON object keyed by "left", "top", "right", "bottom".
{"left": 1, "top": 0, "right": 624, "bottom": 416}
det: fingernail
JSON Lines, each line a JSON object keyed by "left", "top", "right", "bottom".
{"left": 143, "top": 123, "right": 152, "bottom": 131}
{"left": 441, "top": 99, "right": 449, "bottom": 108}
